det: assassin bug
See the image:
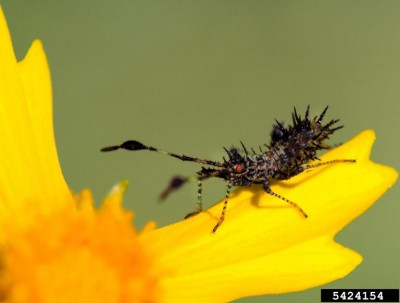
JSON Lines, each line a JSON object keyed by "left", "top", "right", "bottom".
{"left": 101, "top": 106, "right": 355, "bottom": 232}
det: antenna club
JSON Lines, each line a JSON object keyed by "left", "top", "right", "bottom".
{"left": 100, "top": 140, "right": 148, "bottom": 152}
{"left": 120, "top": 140, "right": 148, "bottom": 151}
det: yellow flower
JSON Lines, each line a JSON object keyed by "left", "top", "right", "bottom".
{"left": 0, "top": 6, "right": 397, "bottom": 303}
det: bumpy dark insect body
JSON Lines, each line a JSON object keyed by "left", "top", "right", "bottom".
{"left": 101, "top": 106, "right": 355, "bottom": 232}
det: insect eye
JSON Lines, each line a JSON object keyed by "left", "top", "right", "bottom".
{"left": 234, "top": 164, "right": 245, "bottom": 173}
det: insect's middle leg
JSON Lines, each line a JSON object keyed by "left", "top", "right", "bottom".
{"left": 263, "top": 181, "right": 308, "bottom": 218}
{"left": 212, "top": 183, "right": 232, "bottom": 233}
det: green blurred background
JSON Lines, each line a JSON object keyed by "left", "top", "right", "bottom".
{"left": 2, "top": 1, "right": 399, "bottom": 302}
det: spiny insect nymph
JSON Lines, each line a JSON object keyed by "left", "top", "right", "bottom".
{"left": 101, "top": 106, "right": 355, "bottom": 232}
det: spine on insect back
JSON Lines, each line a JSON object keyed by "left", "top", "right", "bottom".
{"left": 265, "top": 106, "right": 343, "bottom": 180}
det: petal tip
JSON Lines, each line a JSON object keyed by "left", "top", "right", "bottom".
{"left": 352, "top": 129, "right": 376, "bottom": 160}
{"left": 109, "top": 180, "right": 129, "bottom": 196}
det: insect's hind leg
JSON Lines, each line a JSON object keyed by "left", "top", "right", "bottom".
{"left": 300, "top": 159, "right": 356, "bottom": 172}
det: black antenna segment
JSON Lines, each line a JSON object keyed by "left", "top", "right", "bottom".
{"left": 101, "top": 140, "right": 222, "bottom": 167}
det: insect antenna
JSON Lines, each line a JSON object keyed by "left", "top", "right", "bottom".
{"left": 101, "top": 140, "right": 222, "bottom": 167}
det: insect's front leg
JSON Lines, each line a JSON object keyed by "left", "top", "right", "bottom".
{"left": 184, "top": 176, "right": 203, "bottom": 218}
{"left": 182, "top": 169, "right": 221, "bottom": 219}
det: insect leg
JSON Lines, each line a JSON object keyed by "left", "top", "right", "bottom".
{"left": 300, "top": 159, "right": 356, "bottom": 172}
{"left": 197, "top": 178, "right": 203, "bottom": 212}
{"left": 263, "top": 182, "right": 308, "bottom": 218}
{"left": 184, "top": 176, "right": 204, "bottom": 218}
{"left": 212, "top": 183, "right": 232, "bottom": 233}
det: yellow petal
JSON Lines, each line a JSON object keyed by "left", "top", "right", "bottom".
{"left": 0, "top": 7, "right": 71, "bottom": 235}
{"left": 161, "top": 236, "right": 361, "bottom": 303}
{"left": 141, "top": 130, "right": 397, "bottom": 302}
